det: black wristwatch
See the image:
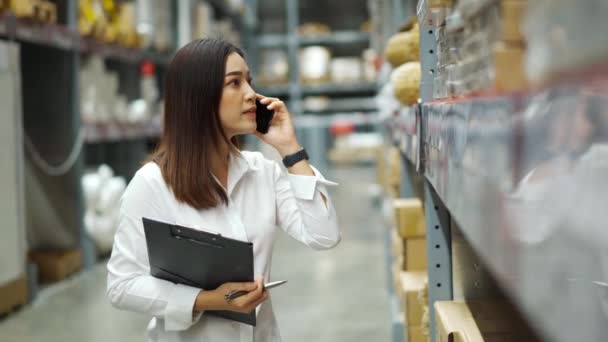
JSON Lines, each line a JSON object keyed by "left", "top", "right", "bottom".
{"left": 282, "top": 148, "right": 309, "bottom": 168}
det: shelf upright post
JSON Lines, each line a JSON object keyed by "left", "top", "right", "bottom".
{"left": 392, "top": 0, "right": 406, "bottom": 32}
{"left": 399, "top": 153, "right": 416, "bottom": 198}
{"left": 69, "top": 0, "right": 96, "bottom": 268}
{"left": 417, "top": 4, "right": 452, "bottom": 342}
{"left": 244, "top": 0, "right": 258, "bottom": 74}
{"left": 286, "top": 0, "right": 301, "bottom": 114}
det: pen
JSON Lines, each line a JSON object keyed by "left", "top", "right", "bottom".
{"left": 224, "top": 280, "right": 287, "bottom": 302}
{"left": 224, "top": 290, "right": 249, "bottom": 301}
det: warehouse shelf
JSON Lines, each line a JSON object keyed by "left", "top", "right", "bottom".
{"left": 84, "top": 121, "right": 162, "bottom": 144}
{"left": 80, "top": 38, "right": 172, "bottom": 65}
{"left": 386, "top": 105, "right": 419, "bottom": 166}
{"left": 387, "top": 76, "right": 608, "bottom": 342}
{"left": 257, "top": 34, "right": 288, "bottom": 48}
{"left": 302, "top": 96, "right": 377, "bottom": 113}
{"left": 295, "top": 112, "right": 380, "bottom": 127}
{"left": 256, "top": 84, "right": 291, "bottom": 98}
{"left": 0, "top": 13, "right": 80, "bottom": 50}
{"left": 207, "top": 0, "right": 245, "bottom": 26}
{"left": 299, "top": 31, "right": 370, "bottom": 46}
{"left": 302, "top": 82, "right": 378, "bottom": 96}
{"left": 0, "top": 12, "right": 172, "bottom": 65}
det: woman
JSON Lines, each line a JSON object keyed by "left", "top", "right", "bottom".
{"left": 106, "top": 38, "right": 341, "bottom": 341}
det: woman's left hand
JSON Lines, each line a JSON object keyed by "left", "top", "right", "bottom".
{"left": 254, "top": 94, "right": 303, "bottom": 157}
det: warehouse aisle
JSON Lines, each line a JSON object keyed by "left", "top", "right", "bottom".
{"left": 0, "top": 165, "right": 390, "bottom": 342}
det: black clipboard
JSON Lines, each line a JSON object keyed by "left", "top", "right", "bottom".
{"left": 142, "top": 218, "right": 256, "bottom": 326}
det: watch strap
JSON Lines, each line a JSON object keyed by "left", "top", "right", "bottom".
{"left": 282, "top": 148, "right": 309, "bottom": 168}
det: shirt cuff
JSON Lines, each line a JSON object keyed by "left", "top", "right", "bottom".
{"left": 164, "top": 283, "right": 202, "bottom": 331}
{"left": 287, "top": 165, "right": 339, "bottom": 200}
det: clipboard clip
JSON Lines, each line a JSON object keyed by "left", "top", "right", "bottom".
{"left": 170, "top": 226, "right": 225, "bottom": 249}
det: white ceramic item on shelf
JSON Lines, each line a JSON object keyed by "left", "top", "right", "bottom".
{"left": 299, "top": 46, "right": 331, "bottom": 83}
{"left": 85, "top": 208, "right": 118, "bottom": 253}
{"left": 330, "top": 57, "right": 363, "bottom": 84}
{"left": 259, "top": 49, "right": 289, "bottom": 84}
{"left": 114, "top": 95, "right": 129, "bottom": 123}
{"left": 81, "top": 172, "right": 102, "bottom": 209}
{"left": 127, "top": 99, "right": 149, "bottom": 124}
{"left": 96, "top": 177, "right": 127, "bottom": 214}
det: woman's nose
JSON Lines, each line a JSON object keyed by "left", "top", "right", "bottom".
{"left": 245, "top": 83, "right": 256, "bottom": 100}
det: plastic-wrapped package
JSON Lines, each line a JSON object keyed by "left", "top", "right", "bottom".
{"left": 391, "top": 62, "right": 422, "bottom": 106}
{"left": 524, "top": 0, "right": 608, "bottom": 82}
{"left": 418, "top": 0, "right": 452, "bottom": 27}
{"left": 300, "top": 46, "right": 332, "bottom": 84}
{"left": 258, "top": 49, "right": 289, "bottom": 85}
{"left": 84, "top": 207, "right": 119, "bottom": 253}
{"left": 362, "top": 49, "right": 378, "bottom": 82}
{"left": 153, "top": 0, "right": 174, "bottom": 52}
{"left": 384, "top": 26, "right": 420, "bottom": 67}
{"left": 376, "top": 83, "right": 401, "bottom": 121}
{"left": 330, "top": 58, "right": 362, "bottom": 84}
{"left": 96, "top": 177, "right": 127, "bottom": 214}
{"left": 193, "top": 2, "right": 215, "bottom": 39}
{"left": 298, "top": 22, "right": 331, "bottom": 35}
{"left": 81, "top": 164, "right": 126, "bottom": 254}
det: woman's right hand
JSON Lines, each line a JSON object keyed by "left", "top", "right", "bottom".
{"left": 194, "top": 278, "right": 268, "bottom": 314}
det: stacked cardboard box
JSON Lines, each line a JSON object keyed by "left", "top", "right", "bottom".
{"left": 0, "top": 275, "right": 28, "bottom": 316}
{"left": 390, "top": 197, "right": 430, "bottom": 342}
{"left": 400, "top": 272, "right": 429, "bottom": 342}
{"left": 494, "top": 0, "right": 528, "bottom": 92}
{"left": 433, "top": 0, "right": 530, "bottom": 98}
{"left": 0, "top": 41, "right": 28, "bottom": 316}
{"left": 434, "top": 300, "right": 540, "bottom": 342}
{"left": 29, "top": 249, "right": 82, "bottom": 284}
{"left": 377, "top": 146, "right": 401, "bottom": 197}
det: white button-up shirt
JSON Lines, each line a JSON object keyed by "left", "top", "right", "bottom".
{"left": 106, "top": 151, "right": 341, "bottom": 342}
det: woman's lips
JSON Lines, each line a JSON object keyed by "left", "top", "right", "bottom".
{"left": 243, "top": 107, "right": 256, "bottom": 117}
{"left": 242, "top": 109, "right": 256, "bottom": 117}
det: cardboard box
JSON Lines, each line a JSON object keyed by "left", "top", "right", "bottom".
{"left": 493, "top": 43, "right": 527, "bottom": 92}
{"left": 400, "top": 271, "right": 428, "bottom": 326}
{"left": 0, "top": 42, "right": 26, "bottom": 286}
{"left": 391, "top": 228, "right": 404, "bottom": 260}
{"left": 407, "top": 325, "right": 429, "bottom": 342}
{"left": 29, "top": 249, "right": 82, "bottom": 284}
{"left": 0, "top": 273, "right": 28, "bottom": 315}
{"left": 393, "top": 260, "right": 403, "bottom": 293}
{"left": 404, "top": 238, "right": 427, "bottom": 271}
{"left": 391, "top": 229, "right": 427, "bottom": 271}
{"left": 393, "top": 198, "right": 426, "bottom": 238}
{"left": 501, "top": 0, "right": 527, "bottom": 43}
{"left": 434, "top": 301, "right": 539, "bottom": 342}
{"left": 388, "top": 147, "right": 401, "bottom": 192}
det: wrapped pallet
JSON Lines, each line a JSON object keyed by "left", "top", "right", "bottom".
{"left": 0, "top": 42, "right": 28, "bottom": 314}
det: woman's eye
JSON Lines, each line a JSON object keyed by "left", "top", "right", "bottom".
{"left": 231, "top": 80, "right": 240, "bottom": 87}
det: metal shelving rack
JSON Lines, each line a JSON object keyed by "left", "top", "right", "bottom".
{"left": 385, "top": 1, "right": 608, "bottom": 342}
{"left": 4, "top": 1, "right": 246, "bottom": 286}
{"left": 252, "top": 0, "right": 378, "bottom": 114}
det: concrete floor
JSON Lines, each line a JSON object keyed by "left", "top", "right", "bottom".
{"left": 0, "top": 165, "right": 391, "bottom": 341}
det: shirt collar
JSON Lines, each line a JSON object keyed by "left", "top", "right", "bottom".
{"left": 226, "top": 150, "right": 259, "bottom": 196}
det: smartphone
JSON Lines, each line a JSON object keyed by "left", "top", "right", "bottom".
{"left": 255, "top": 98, "right": 274, "bottom": 134}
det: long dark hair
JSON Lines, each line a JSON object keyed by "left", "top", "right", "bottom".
{"left": 151, "top": 39, "right": 244, "bottom": 209}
